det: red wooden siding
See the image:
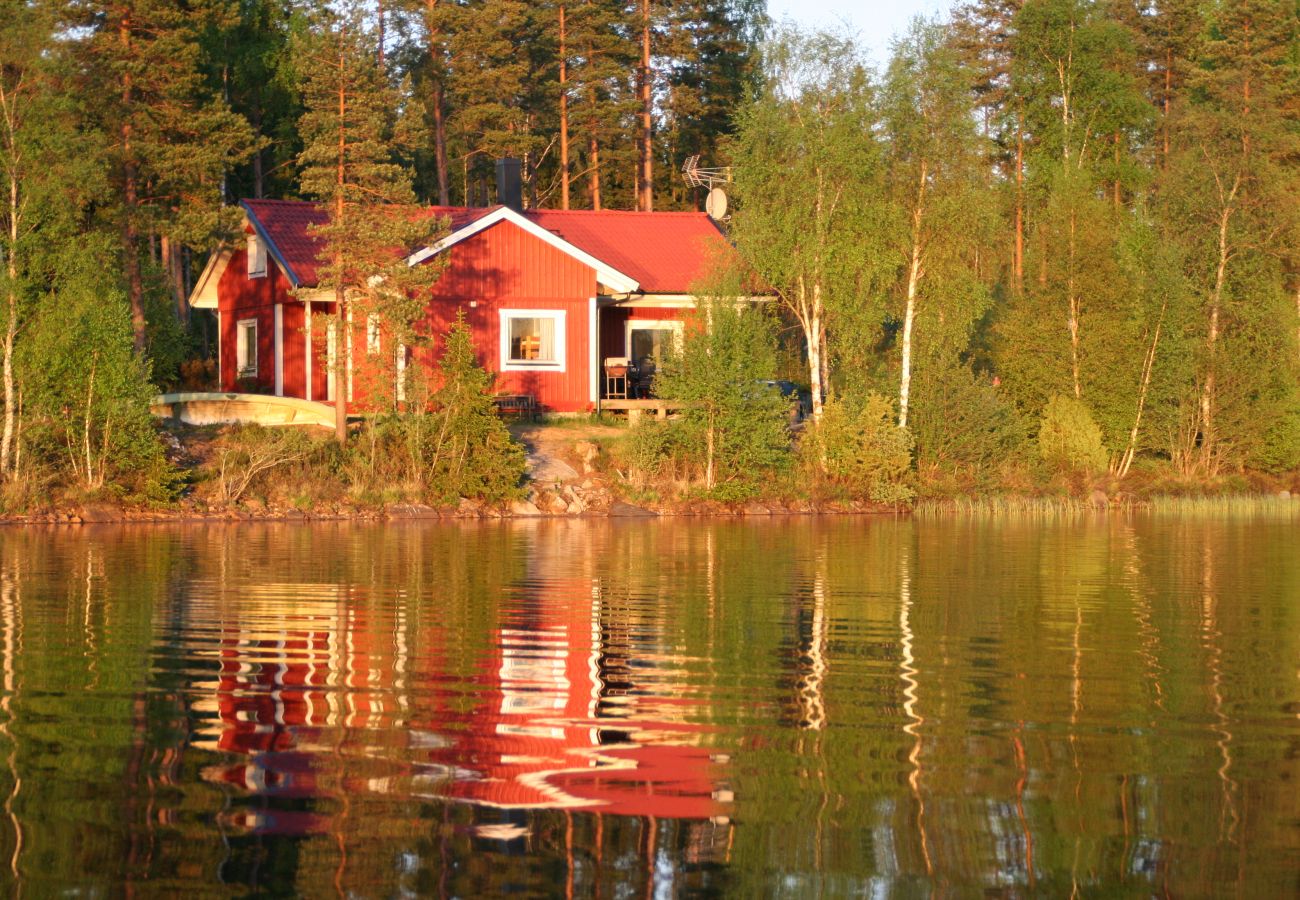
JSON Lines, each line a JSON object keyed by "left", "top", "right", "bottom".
{"left": 419, "top": 219, "right": 597, "bottom": 412}
{"left": 218, "top": 247, "right": 296, "bottom": 392}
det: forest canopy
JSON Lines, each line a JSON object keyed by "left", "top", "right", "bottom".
{"left": 1, "top": 0, "right": 1298, "bottom": 506}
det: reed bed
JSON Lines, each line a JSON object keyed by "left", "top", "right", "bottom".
{"left": 1148, "top": 494, "right": 1300, "bottom": 518}
{"left": 915, "top": 493, "right": 1300, "bottom": 519}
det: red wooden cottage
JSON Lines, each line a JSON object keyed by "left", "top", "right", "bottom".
{"left": 189, "top": 185, "right": 739, "bottom": 413}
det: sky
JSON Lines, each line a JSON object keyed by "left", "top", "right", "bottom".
{"left": 765, "top": 0, "right": 956, "bottom": 68}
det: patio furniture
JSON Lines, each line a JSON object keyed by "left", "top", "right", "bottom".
{"left": 492, "top": 393, "right": 539, "bottom": 421}
{"left": 631, "top": 357, "right": 657, "bottom": 399}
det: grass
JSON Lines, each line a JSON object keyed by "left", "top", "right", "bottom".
{"left": 913, "top": 495, "right": 1106, "bottom": 519}
{"left": 914, "top": 492, "right": 1300, "bottom": 519}
{"left": 1148, "top": 494, "right": 1300, "bottom": 517}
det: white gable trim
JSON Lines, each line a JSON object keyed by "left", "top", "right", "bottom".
{"left": 406, "top": 206, "right": 640, "bottom": 294}
{"left": 188, "top": 248, "right": 231, "bottom": 310}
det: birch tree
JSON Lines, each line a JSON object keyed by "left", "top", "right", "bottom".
{"left": 729, "top": 27, "right": 892, "bottom": 422}
{"left": 882, "top": 19, "right": 994, "bottom": 429}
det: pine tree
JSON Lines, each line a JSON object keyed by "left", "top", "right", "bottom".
{"left": 296, "top": 4, "right": 447, "bottom": 442}
{"left": 66, "top": 0, "right": 254, "bottom": 349}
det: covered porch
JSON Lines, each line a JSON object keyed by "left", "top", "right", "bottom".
{"left": 595, "top": 296, "right": 692, "bottom": 403}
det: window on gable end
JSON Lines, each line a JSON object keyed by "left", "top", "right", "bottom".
{"left": 247, "top": 233, "right": 267, "bottom": 279}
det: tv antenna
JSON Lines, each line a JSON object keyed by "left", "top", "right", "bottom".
{"left": 682, "top": 155, "right": 733, "bottom": 221}
{"left": 681, "top": 155, "right": 732, "bottom": 190}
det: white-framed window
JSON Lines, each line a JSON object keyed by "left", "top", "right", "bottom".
{"left": 500, "top": 309, "right": 565, "bottom": 371}
{"left": 366, "top": 313, "right": 381, "bottom": 355}
{"left": 236, "top": 318, "right": 258, "bottom": 378}
{"left": 246, "top": 233, "right": 267, "bottom": 279}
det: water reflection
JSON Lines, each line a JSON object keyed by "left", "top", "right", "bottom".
{"left": 0, "top": 515, "right": 1294, "bottom": 896}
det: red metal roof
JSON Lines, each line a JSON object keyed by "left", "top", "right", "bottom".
{"left": 240, "top": 199, "right": 734, "bottom": 294}
{"left": 241, "top": 199, "right": 493, "bottom": 288}
{"left": 525, "top": 209, "right": 732, "bottom": 294}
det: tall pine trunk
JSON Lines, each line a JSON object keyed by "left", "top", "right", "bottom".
{"left": 1013, "top": 104, "right": 1024, "bottom": 295}
{"left": 558, "top": 4, "right": 570, "bottom": 209}
{"left": 334, "top": 50, "right": 348, "bottom": 445}
{"left": 588, "top": 133, "right": 601, "bottom": 210}
{"left": 426, "top": 0, "right": 450, "bottom": 205}
{"left": 118, "top": 15, "right": 147, "bottom": 353}
{"left": 638, "top": 0, "right": 653, "bottom": 212}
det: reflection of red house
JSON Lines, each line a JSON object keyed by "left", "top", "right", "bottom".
{"left": 195, "top": 581, "right": 729, "bottom": 835}
{"left": 189, "top": 165, "right": 740, "bottom": 412}
{"left": 421, "top": 590, "right": 727, "bottom": 819}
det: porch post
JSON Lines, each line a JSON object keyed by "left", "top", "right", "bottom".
{"left": 273, "top": 303, "right": 284, "bottom": 397}
{"left": 304, "top": 300, "right": 313, "bottom": 402}
{"left": 589, "top": 296, "right": 600, "bottom": 413}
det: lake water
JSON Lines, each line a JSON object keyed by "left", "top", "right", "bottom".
{"left": 0, "top": 514, "right": 1296, "bottom": 896}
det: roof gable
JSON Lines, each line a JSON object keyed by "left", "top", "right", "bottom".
{"left": 524, "top": 209, "right": 732, "bottom": 295}
{"left": 406, "top": 206, "right": 639, "bottom": 294}
{"left": 240, "top": 199, "right": 494, "bottom": 288}
{"left": 234, "top": 199, "right": 735, "bottom": 295}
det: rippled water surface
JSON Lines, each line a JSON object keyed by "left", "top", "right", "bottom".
{"left": 0, "top": 515, "right": 1296, "bottom": 896}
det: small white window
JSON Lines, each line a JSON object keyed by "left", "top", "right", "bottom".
{"left": 236, "top": 318, "right": 258, "bottom": 378}
{"left": 500, "top": 310, "right": 565, "bottom": 371}
{"left": 366, "top": 313, "right": 381, "bottom": 355}
{"left": 246, "top": 233, "right": 267, "bottom": 279}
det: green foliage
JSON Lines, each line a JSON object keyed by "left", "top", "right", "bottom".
{"left": 622, "top": 419, "right": 700, "bottom": 484}
{"left": 18, "top": 249, "right": 176, "bottom": 503}
{"left": 1037, "top": 395, "right": 1108, "bottom": 474}
{"left": 347, "top": 315, "right": 524, "bottom": 504}
{"left": 1248, "top": 390, "right": 1300, "bottom": 475}
{"left": 910, "top": 362, "right": 1027, "bottom": 479}
{"left": 801, "top": 394, "right": 914, "bottom": 504}
{"left": 653, "top": 298, "right": 791, "bottom": 497}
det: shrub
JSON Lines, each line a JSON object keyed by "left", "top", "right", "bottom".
{"left": 1038, "top": 395, "right": 1108, "bottom": 474}
{"left": 212, "top": 426, "right": 315, "bottom": 504}
{"left": 1250, "top": 392, "right": 1300, "bottom": 474}
{"left": 18, "top": 251, "right": 178, "bottom": 503}
{"left": 910, "top": 362, "right": 1027, "bottom": 480}
{"left": 347, "top": 315, "right": 525, "bottom": 504}
{"left": 802, "top": 394, "right": 914, "bottom": 503}
{"left": 653, "top": 299, "right": 791, "bottom": 497}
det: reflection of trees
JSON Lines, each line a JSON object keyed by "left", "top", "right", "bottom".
{"left": 0, "top": 550, "right": 23, "bottom": 889}
{"left": 0, "top": 516, "right": 1296, "bottom": 895}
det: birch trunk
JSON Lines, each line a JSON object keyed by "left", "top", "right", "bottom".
{"left": 898, "top": 160, "right": 927, "bottom": 430}
{"left": 1117, "top": 301, "right": 1166, "bottom": 479}
{"left": 1067, "top": 208, "right": 1081, "bottom": 399}
{"left": 807, "top": 284, "right": 824, "bottom": 423}
{"left": 1199, "top": 197, "right": 1235, "bottom": 472}
{"left": 1, "top": 81, "right": 17, "bottom": 479}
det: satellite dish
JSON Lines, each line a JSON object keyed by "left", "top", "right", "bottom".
{"left": 705, "top": 187, "right": 728, "bottom": 221}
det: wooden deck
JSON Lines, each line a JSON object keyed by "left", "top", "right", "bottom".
{"left": 598, "top": 398, "right": 691, "bottom": 424}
